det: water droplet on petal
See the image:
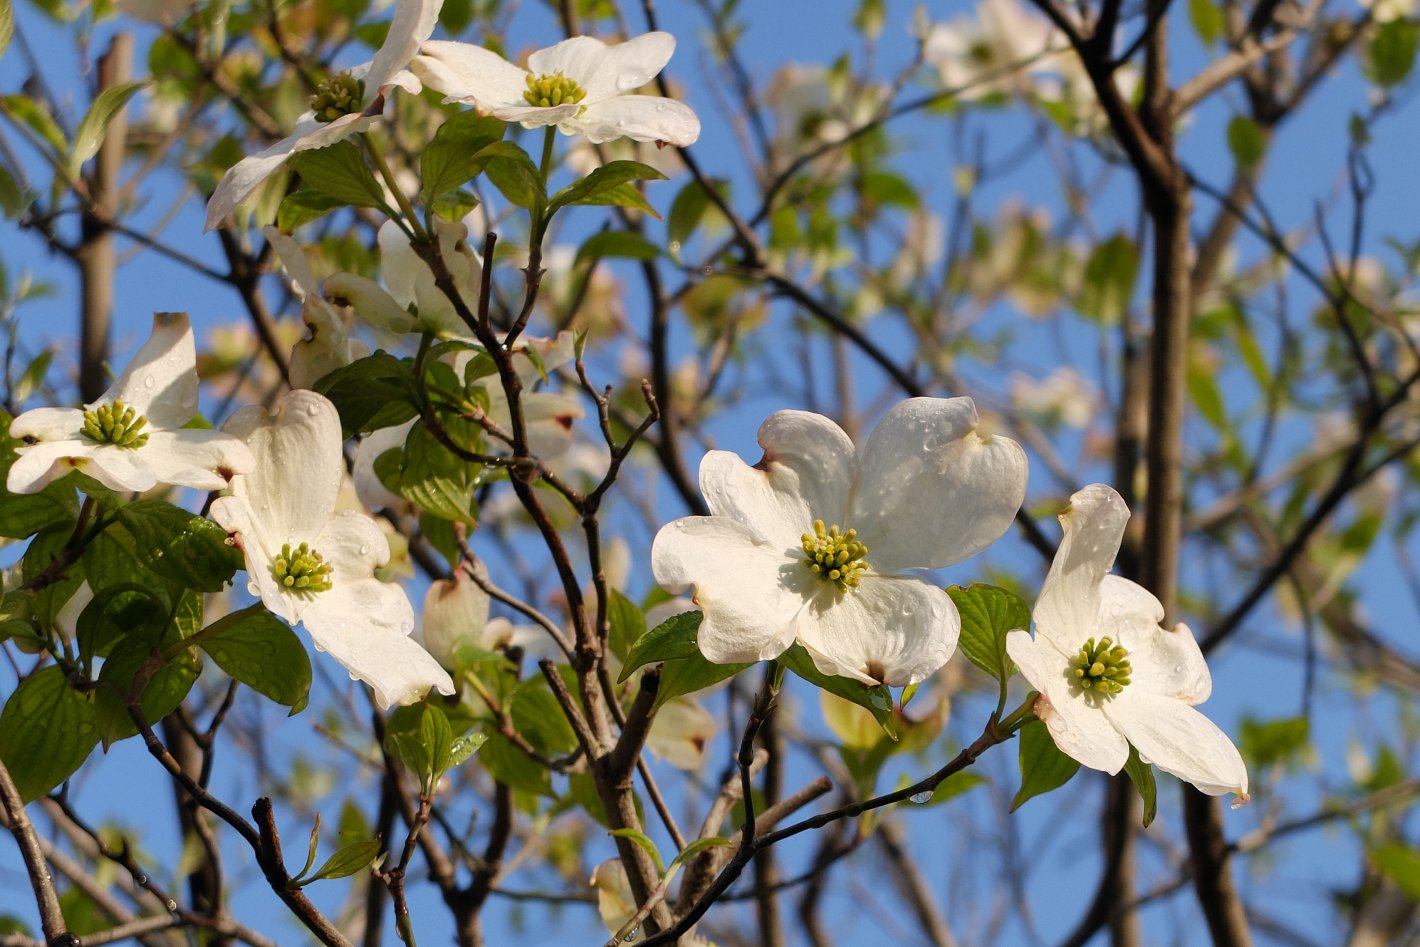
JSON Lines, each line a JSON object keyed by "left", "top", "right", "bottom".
{"left": 615, "top": 73, "right": 646, "bottom": 92}
{"left": 358, "top": 544, "right": 370, "bottom": 556}
{"left": 143, "top": 375, "right": 156, "bottom": 389}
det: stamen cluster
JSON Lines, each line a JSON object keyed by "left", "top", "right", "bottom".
{"left": 801, "top": 520, "right": 870, "bottom": 591}
{"left": 1069, "top": 635, "right": 1132, "bottom": 696}
{"left": 80, "top": 400, "right": 150, "bottom": 449}
{"left": 272, "top": 542, "right": 334, "bottom": 593}
{"left": 310, "top": 74, "right": 365, "bottom": 123}
{"left": 522, "top": 72, "right": 588, "bottom": 108}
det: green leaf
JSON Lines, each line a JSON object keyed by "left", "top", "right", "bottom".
{"left": 510, "top": 679, "right": 578, "bottom": 755}
{"left": 1240, "top": 715, "right": 1310, "bottom": 768}
{"left": 607, "top": 589, "right": 647, "bottom": 662}
{"left": 292, "top": 140, "right": 386, "bottom": 209}
{"left": 780, "top": 645, "right": 897, "bottom": 741}
{"left": 277, "top": 188, "right": 346, "bottom": 231}
{"left": 479, "top": 731, "right": 553, "bottom": 796}
{"left": 93, "top": 623, "right": 201, "bottom": 748}
{"left": 421, "top": 112, "right": 505, "bottom": 206}
{"left": 384, "top": 422, "right": 480, "bottom": 527}
{"left": 1188, "top": 0, "right": 1224, "bottom": 46}
{"left": 471, "top": 141, "right": 544, "bottom": 210}
{"left": 0, "top": 95, "right": 67, "bottom": 157}
{"left": 563, "top": 181, "right": 660, "bottom": 219}
{"left": 385, "top": 701, "right": 457, "bottom": 792}
{"left": 117, "top": 499, "right": 243, "bottom": 592}
{"left": 666, "top": 177, "right": 727, "bottom": 261}
{"left": 0, "top": 414, "right": 81, "bottom": 539}
{"left": 620, "top": 611, "right": 705, "bottom": 680}
{"left": 1123, "top": 745, "right": 1157, "bottom": 827}
{"left": 1369, "top": 19, "right": 1418, "bottom": 88}
{"left": 296, "top": 836, "right": 385, "bottom": 886}
{"left": 657, "top": 653, "right": 751, "bottom": 709}
{"left": 198, "top": 608, "right": 312, "bottom": 712}
{"left": 68, "top": 81, "right": 146, "bottom": 178}
{"left": 0, "top": 162, "right": 36, "bottom": 219}
{"left": 1225, "top": 115, "right": 1266, "bottom": 172}
{"left": 1372, "top": 843, "right": 1420, "bottom": 902}
{"left": 0, "top": 665, "right": 99, "bottom": 802}
{"left": 548, "top": 160, "right": 667, "bottom": 214}
{"left": 1078, "top": 233, "right": 1138, "bottom": 324}
{"left": 609, "top": 828, "right": 664, "bottom": 873}
{"left": 76, "top": 585, "right": 167, "bottom": 662}
{"left": 947, "top": 584, "right": 1026, "bottom": 687}
{"left": 447, "top": 731, "right": 488, "bottom": 769}
{"left": 574, "top": 230, "right": 661, "bottom": 266}
{"left": 0, "top": 0, "right": 13, "bottom": 60}
{"left": 1012, "top": 718, "right": 1080, "bottom": 810}
{"left": 313, "top": 351, "right": 420, "bottom": 436}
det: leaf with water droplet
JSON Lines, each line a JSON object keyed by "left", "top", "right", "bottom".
{"left": 780, "top": 645, "right": 898, "bottom": 741}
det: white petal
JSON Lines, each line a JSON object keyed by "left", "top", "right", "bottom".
{"left": 531, "top": 32, "right": 675, "bottom": 102}
{"left": 210, "top": 495, "right": 297, "bottom": 624}
{"left": 289, "top": 299, "right": 360, "bottom": 390}
{"left": 1100, "top": 579, "right": 1211, "bottom": 704}
{"left": 76, "top": 447, "right": 159, "bottom": 493}
{"left": 646, "top": 698, "right": 715, "bottom": 770}
{"left": 422, "top": 569, "right": 491, "bottom": 669}
{"left": 6, "top": 437, "right": 96, "bottom": 494}
{"left": 1006, "top": 629, "right": 1129, "bottom": 774}
{"left": 300, "top": 575, "right": 454, "bottom": 710}
{"left": 651, "top": 516, "right": 804, "bottom": 664}
{"left": 324, "top": 272, "right": 417, "bottom": 334}
{"left": 362, "top": 0, "right": 443, "bottom": 93}
{"left": 487, "top": 102, "right": 582, "bottom": 127}
{"left": 1105, "top": 691, "right": 1249, "bottom": 796}
{"left": 140, "top": 429, "right": 255, "bottom": 490}
{"left": 699, "top": 410, "right": 856, "bottom": 550}
{"left": 9, "top": 407, "right": 85, "bottom": 441}
{"left": 264, "top": 226, "right": 320, "bottom": 299}
{"left": 353, "top": 420, "right": 416, "bottom": 513}
{"left": 221, "top": 390, "right": 344, "bottom": 548}
{"left": 567, "top": 95, "right": 700, "bottom": 146}
{"left": 412, "top": 41, "right": 530, "bottom": 107}
{"left": 1033, "top": 483, "right": 1130, "bottom": 653}
{"left": 205, "top": 127, "right": 308, "bottom": 232}
{"left": 795, "top": 574, "right": 958, "bottom": 686}
{"left": 102, "top": 312, "right": 200, "bottom": 427}
{"left": 851, "top": 397, "right": 1027, "bottom": 573}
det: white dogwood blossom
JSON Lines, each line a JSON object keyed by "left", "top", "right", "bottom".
{"left": 6, "top": 312, "right": 254, "bottom": 495}
{"left": 1005, "top": 484, "right": 1249, "bottom": 799}
{"left": 203, "top": 0, "right": 440, "bottom": 230}
{"left": 211, "top": 389, "right": 454, "bottom": 710}
{"left": 412, "top": 32, "right": 700, "bottom": 146}
{"left": 653, "top": 398, "right": 1027, "bottom": 686}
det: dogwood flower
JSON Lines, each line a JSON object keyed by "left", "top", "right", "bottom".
{"left": 1005, "top": 484, "right": 1249, "bottom": 799}
{"left": 264, "top": 227, "right": 369, "bottom": 388}
{"left": 211, "top": 389, "right": 454, "bottom": 709}
{"left": 412, "top": 32, "right": 700, "bottom": 146}
{"left": 6, "top": 312, "right": 254, "bottom": 495}
{"left": 652, "top": 398, "right": 1027, "bottom": 686}
{"left": 203, "top": 0, "right": 440, "bottom": 230}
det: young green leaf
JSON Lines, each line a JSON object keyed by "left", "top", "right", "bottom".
{"left": 198, "top": 608, "right": 313, "bottom": 713}
{"left": 609, "top": 828, "right": 664, "bottom": 874}
{"left": 947, "top": 584, "right": 1026, "bottom": 687}
{"left": 780, "top": 645, "right": 898, "bottom": 741}
{"left": 313, "top": 351, "right": 420, "bottom": 436}
{"left": 0, "top": 665, "right": 100, "bottom": 802}
{"left": 292, "top": 140, "right": 387, "bottom": 209}
{"left": 68, "top": 81, "right": 146, "bottom": 178}
{"left": 547, "top": 160, "right": 667, "bottom": 214}
{"left": 1078, "top": 233, "right": 1139, "bottom": 324}
{"left": 421, "top": 112, "right": 505, "bottom": 206}
{"left": 607, "top": 589, "right": 648, "bottom": 661}
{"left": 620, "top": 611, "right": 705, "bottom": 681}
{"left": 1012, "top": 718, "right": 1080, "bottom": 810}
{"left": 294, "top": 837, "right": 386, "bottom": 887}
{"left": 1123, "top": 745, "right": 1157, "bottom": 828}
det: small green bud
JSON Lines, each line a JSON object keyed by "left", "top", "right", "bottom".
{"left": 310, "top": 73, "right": 365, "bottom": 123}
{"left": 522, "top": 71, "right": 588, "bottom": 108}
{"left": 801, "top": 519, "right": 871, "bottom": 591}
{"left": 1069, "top": 636, "right": 1132, "bottom": 697}
{"left": 80, "top": 400, "right": 150, "bottom": 449}
{"left": 272, "top": 542, "right": 334, "bottom": 594}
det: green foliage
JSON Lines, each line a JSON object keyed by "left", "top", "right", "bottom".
{"left": 1078, "top": 233, "right": 1139, "bottom": 324}
{"left": 117, "top": 499, "right": 243, "bottom": 593}
{"left": 386, "top": 701, "right": 485, "bottom": 794}
{"left": 1240, "top": 715, "right": 1310, "bottom": 769}
{"left": 290, "top": 813, "right": 387, "bottom": 888}
{"left": 947, "top": 584, "right": 1026, "bottom": 692}
{"left": 1226, "top": 115, "right": 1267, "bottom": 172}
{"left": 69, "top": 81, "right": 147, "bottom": 178}
{"left": 197, "top": 607, "right": 313, "bottom": 712}
{"left": 292, "top": 140, "right": 388, "bottom": 209}
{"left": 547, "top": 160, "right": 667, "bottom": 217}
{"left": 0, "top": 665, "right": 99, "bottom": 802}
{"left": 1371, "top": 843, "right": 1420, "bottom": 901}
{"left": 667, "top": 177, "right": 728, "bottom": 261}
{"left": 607, "top": 589, "right": 647, "bottom": 661}
{"left": 1123, "top": 745, "right": 1157, "bottom": 827}
{"left": 1012, "top": 718, "right": 1080, "bottom": 810}
{"left": 277, "top": 188, "right": 346, "bottom": 230}
{"left": 575, "top": 230, "right": 661, "bottom": 266}
{"left": 313, "top": 351, "right": 420, "bottom": 436}
{"left": 471, "top": 141, "right": 545, "bottom": 210}
{"left": 1188, "top": 0, "right": 1224, "bottom": 46}
{"left": 1368, "top": 20, "right": 1418, "bottom": 88}
{"left": 92, "top": 613, "right": 201, "bottom": 748}
{"left": 780, "top": 645, "right": 898, "bottom": 741}
{"left": 618, "top": 611, "right": 750, "bottom": 708}
{"left": 421, "top": 112, "right": 506, "bottom": 208}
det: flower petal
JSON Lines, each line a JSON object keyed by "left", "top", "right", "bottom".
{"left": 795, "top": 574, "right": 958, "bottom": 686}
{"left": 209, "top": 495, "right": 296, "bottom": 624}
{"left": 353, "top": 420, "right": 416, "bottom": 513}
{"left": 102, "top": 312, "right": 200, "bottom": 428}
{"left": 205, "top": 125, "right": 310, "bottom": 232}
{"left": 324, "top": 272, "right": 417, "bottom": 334}
{"left": 567, "top": 95, "right": 701, "bottom": 146}
{"left": 265, "top": 226, "right": 320, "bottom": 299}
{"left": 300, "top": 575, "right": 454, "bottom": 710}
{"left": 651, "top": 516, "right": 804, "bottom": 664}
{"left": 646, "top": 698, "right": 715, "bottom": 770}
{"left": 421, "top": 568, "right": 491, "bottom": 670}
{"left": 221, "top": 390, "right": 344, "bottom": 548}
{"left": 6, "top": 438, "right": 96, "bottom": 495}
{"left": 413, "top": 40, "right": 530, "bottom": 107}
{"left": 362, "top": 0, "right": 442, "bottom": 93}
{"left": 699, "top": 410, "right": 856, "bottom": 550}
{"left": 140, "top": 430, "right": 254, "bottom": 490}
{"left": 9, "top": 408, "right": 84, "bottom": 441}
{"left": 1099, "top": 578, "right": 1211, "bottom": 704}
{"left": 851, "top": 397, "right": 1027, "bottom": 573}
{"left": 1105, "top": 691, "right": 1248, "bottom": 796}
{"left": 1006, "top": 629, "right": 1129, "bottom": 774}
{"left": 531, "top": 32, "right": 675, "bottom": 102}
{"left": 1032, "top": 483, "right": 1129, "bottom": 652}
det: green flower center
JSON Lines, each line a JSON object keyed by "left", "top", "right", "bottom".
{"left": 801, "top": 520, "right": 870, "bottom": 591}
{"left": 1069, "top": 636, "right": 1132, "bottom": 697}
{"left": 310, "top": 73, "right": 365, "bottom": 123}
{"left": 271, "top": 542, "right": 334, "bottom": 594}
{"left": 80, "top": 400, "right": 150, "bottom": 448}
{"left": 522, "top": 71, "right": 588, "bottom": 108}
